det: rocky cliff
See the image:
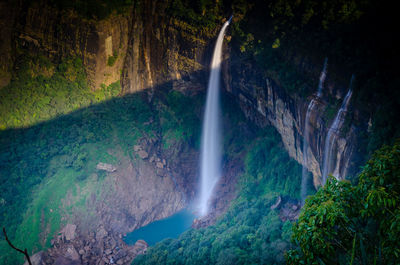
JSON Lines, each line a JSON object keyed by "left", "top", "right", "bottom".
{"left": 0, "top": 0, "right": 217, "bottom": 91}
{"left": 223, "top": 54, "right": 362, "bottom": 187}
{"left": 0, "top": 0, "right": 130, "bottom": 89}
{"left": 121, "top": 1, "right": 216, "bottom": 94}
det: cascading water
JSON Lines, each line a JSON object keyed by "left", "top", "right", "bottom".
{"left": 198, "top": 17, "right": 231, "bottom": 216}
{"left": 301, "top": 58, "right": 328, "bottom": 203}
{"left": 322, "top": 75, "right": 354, "bottom": 184}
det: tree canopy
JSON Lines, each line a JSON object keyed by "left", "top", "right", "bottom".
{"left": 287, "top": 140, "right": 400, "bottom": 264}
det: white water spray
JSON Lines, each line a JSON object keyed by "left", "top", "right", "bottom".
{"left": 301, "top": 58, "right": 328, "bottom": 203}
{"left": 198, "top": 18, "right": 231, "bottom": 216}
{"left": 322, "top": 75, "right": 354, "bottom": 184}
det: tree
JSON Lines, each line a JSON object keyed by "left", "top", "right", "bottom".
{"left": 2, "top": 228, "right": 32, "bottom": 265}
{"left": 286, "top": 140, "right": 400, "bottom": 264}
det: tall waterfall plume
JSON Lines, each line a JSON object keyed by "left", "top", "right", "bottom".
{"left": 322, "top": 75, "right": 354, "bottom": 184}
{"left": 301, "top": 58, "right": 327, "bottom": 203}
{"left": 198, "top": 17, "right": 231, "bottom": 216}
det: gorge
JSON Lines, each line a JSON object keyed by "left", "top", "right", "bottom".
{"left": 0, "top": 0, "right": 399, "bottom": 265}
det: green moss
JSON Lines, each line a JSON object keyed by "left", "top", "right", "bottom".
{"left": 107, "top": 52, "right": 118, "bottom": 67}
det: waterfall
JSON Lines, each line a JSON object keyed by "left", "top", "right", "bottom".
{"left": 198, "top": 18, "right": 231, "bottom": 216}
{"left": 301, "top": 58, "right": 327, "bottom": 203}
{"left": 322, "top": 75, "right": 354, "bottom": 184}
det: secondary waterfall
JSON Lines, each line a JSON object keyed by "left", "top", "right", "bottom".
{"left": 322, "top": 75, "right": 354, "bottom": 184}
{"left": 301, "top": 58, "right": 328, "bottom": 203}
{"left": 198, "top": 18, "right": 231, "bottom": 216}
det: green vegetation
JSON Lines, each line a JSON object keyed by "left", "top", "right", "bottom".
{"left": 107, "top": 52, "right": 118, "bottom": 67}
{"left": 44, "top": 0, "right": 132, "bottom": 20}
{"left": 167, "top": 0, "right": 221, "bottom": 30}
{"left": 132, "top": 120, "right": 302, "bottom": 264}
{"left": 0, "top": 83, "right": 202, "bottom": 264}
{"left": 286, "top": 141, "right": 400, "bottom": 264}
{"left": 0, "top": 56, "right": 121, "bottom": 130}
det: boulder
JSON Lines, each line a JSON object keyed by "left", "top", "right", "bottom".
{"left": 65, "top": 245, "right": 80, "bottom": 261}
{"left": 96, "top": 162, "right": 117, "bottom": 172}
{"left": 133, "top": 240, "right": 148, "bottom": 255}
{"left": 60, "top": 224, "right": 77, "bottom": 241}
{"left": 156, "top": 162, "right": 164, "bottom": 169}
{"left": 96, "top": 226, "right": 108, "bottom": 241}
{"left": 138, "top": 150, "right": 148, "bottom": 159}
{"left": 23, "top": 251, "right": 44, "bottom": 265}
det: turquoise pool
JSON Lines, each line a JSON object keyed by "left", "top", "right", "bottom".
{"left": 124, "top": 209, "right": 197, "bottom": 246}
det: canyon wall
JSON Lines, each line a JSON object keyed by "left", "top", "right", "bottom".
{"left": 0, "top": 0, "right": 130, "bottom": 89}
{"left": 0, "top": 0, "right": 216, "bottom": 91}
{"left": 223, "top": 54, "right": 362, "bottom": 186}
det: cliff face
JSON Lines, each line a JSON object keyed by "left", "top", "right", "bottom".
{"left": 223, "top": 53, "right": 361, "bottom": 186}
{"left": 1, "top": 0, "right": 129, "bottom": 90}
{"left": 121, "top": 2, "right": 214, "bottom": 94}
{"left": 1, "top": 0, "right": 216, "bottom": 92}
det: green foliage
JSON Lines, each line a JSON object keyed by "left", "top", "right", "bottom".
{"left": 132, "top": 125, "right": 302, "bottom": 264}
{"left": 287, "top": 140, "right": 400, "bottom": 264}
{"left": 268, "top": 0, "right": 365, "bottom": 31}
{"left": 158, "top": 90, "right": 202, "bottom": 150}
{"left": 0, "top": 57, "right": 121, "bottom": 130}
{"left": 167, "top": 0, "right": 221, "bottom": 29}
{"left": 244, "top": 133, "right": 302, "bottom": 199}
{"left": 44, "top": 0, "right": 132, "bottom": 20}
{"left": 107, "top": 52, "right": 118, "bottom": 67}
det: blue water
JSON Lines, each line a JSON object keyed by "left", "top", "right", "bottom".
{"left": 124, "top": 209, "right": 196, "bottom": 246}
